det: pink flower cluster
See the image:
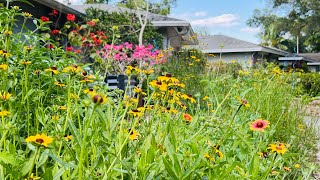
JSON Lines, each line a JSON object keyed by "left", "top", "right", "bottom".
{"left": 99, "top": 43, "right": 160, "bottom": 63}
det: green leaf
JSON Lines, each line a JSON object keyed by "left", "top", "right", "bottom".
{"left": 0, "top": 151, "right": 18, "bottom": 166}
{"left": 37, "top": 149, "right": 49, "bottom": 167}
{"left": 21, "top": 152, "right": 36, "bottom": 177}
{"left": 162, "top": 157, "right": 178, "bottom": 180}
{"left": 53, "top": 167, "right": 65, "bottom": 180}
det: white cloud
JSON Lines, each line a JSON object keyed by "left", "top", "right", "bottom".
{"left": 194, "top": 11, "right": 207, "bottom": 17}
{"left": 190, "top": 14, "right": 239, "bottom": 27}
{"left": 240, "top": 27, "right": 261, "bottom": 33}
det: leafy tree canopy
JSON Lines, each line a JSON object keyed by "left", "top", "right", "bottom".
{"left": 248, "top": 0, "right": 320, "bottom": 53}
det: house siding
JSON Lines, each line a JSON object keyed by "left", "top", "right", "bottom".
{"left": 207, "top": 52, "right": 254, "bottom": 67}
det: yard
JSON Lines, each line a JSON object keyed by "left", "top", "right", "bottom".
{"left": 0, "top": 1, "right": 319, "bottom": 179}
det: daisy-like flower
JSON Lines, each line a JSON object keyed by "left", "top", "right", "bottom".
{"left": 133, "top": 87, "right": 146, "bottom": 95}
{"left": 203, "top": 96, "right": 209, "bottom": 101}
{"left": 80, "top": 77, "right": 94, "bottom": 83}
{"left": 294, "top": 164, "right": 300, "bottom": 169}
{"left": 84, "top": 88, "right": 96, "bottom": 96}
{"left": 24, "top": 173, "right": 40, "bottom": 180}
{"left": 149, "top": 80, "right": 168, "bottom": 92}
{"left": 128, "top": 108, "right": 143, "bottom": 117}
{"left": 142, "top": 68, "right": 154, "bottom": 75}
{"left": 283, "top": 166, "right": 291, "bottom": 172}
{"left": 157, "top": 74, "right": 180, "bottom": 83}
{"left": 204, "top": 153, "right": 214, "bottom": 162}
{"left": 54, "top": 82, "right": 65, "bottom": 87}
{"left": 22, "top": 12, "right": 32, "bottom": 18}
{"left": 58, "top": 106, "right": 67, "bottom": 111}
{"left": 0, "top": 64, "right": 8, "bottom": 70}
{"left": 235, "top": 96, "right": 250, "bottom": 108}
{"left": 126, "top": 66, "right": 140, "bottom": 75}
{"left": 0, "top": 91, "right": 12, "bottom": 101}
{"left": 128, "top": 129, "right": 139, "bottom": 141}
{"left": 0, "top": 110, "right": 10, "bottom": 117}
{"left": 3, "top": 30, "right": 12, "bottom": 36}
{"left": 62, "top": 64, "right": 83, "bottom": 74}
{"left": 183, "top": 113, "right": 192, "bottom": 123}
{"left": 26, "top": 134, "right": 53, "bottom": 147}
{"left": 267, "top": 143, "right": 287, "bottom": 155}
{"left": 45, "top": 66, "right": 59, "bottom": 75}
{"left": 64, "top": 135, "right": 72, "bottom": 141}
{"left": 250, "top": 119, "right": 270, "bottom": 132}
{"left": 92, "top": 94, "right": 107, "bottom": 105}
{"left": 20, "top": 61, "right": 31, "bottom": 65}
{"left": 52, "top": 115, "right": 59, "bottom": 121}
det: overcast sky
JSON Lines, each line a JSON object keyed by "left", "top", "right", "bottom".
{"left": 59, "top": 0, "right": 268, "bottom": 43}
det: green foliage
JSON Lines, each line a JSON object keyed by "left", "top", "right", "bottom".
{"left": 297, "top": 73, "right": 320, "bottom": 96}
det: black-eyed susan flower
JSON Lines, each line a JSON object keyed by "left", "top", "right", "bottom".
{"left": 283, "top": 166, "right": 291, "bottom": 172}
{"left": 3, "top": 30, "right": 12, "bottom": 36}
{"left": 258, "top": 151, "right": 269, "bottom": 158}
{"left": 142, "top": 68, "right": 154, "bottom": 75}
{"left": 128, "top": 109, "right": 143, "bottom": 117}
{"left": 20, "top": 61, "right": 31, "bottom": 65}
{"left": 26, "top": 134, "right": 53, "bottom": 147}
{"left": 62, "top": 64, "right": 83, "bottom": 74}
{"left": 58, "top": 106, "right": 67, "bottom": 111}
{"left": 250, "top": 119, "right": 270, "bottom": 132}
{"left": 92, "top": 94, "right": 107, "bottom": 105}
{"left": 24, "top": 46, "right": 33, "bottom": 52}
{"left": 149, "top": 80, "right": 168, "bottom": 91}
{"left": 45, "top": 66, "right": 59, "bottom": 75}
{"left": 80, "top": 77, "right": 94, "bottom": 83}
{"left": 157, "top": 74, "right": 180, "bottom": 83}
{"left": 271, "top": 170, "right": 279, "bottom": 175}
{"left": 126, "top": 66, "right": 140, "bottom": 75}
{"left": 267, "top": 143, "right": 287, "bottom": 155}
{"left": 0, "top": 110, "right": 10, "bottom": 117}
{"left": 204, "top": 153, "right": 214, "bottom": 162}
{"left": 84, "top": 88, "right": 96, "bottom": 96}
{"left": 24, "top": 173, "right": 40, "bottom": 180}
{"left": 129, "top": 129, "right": 139, "bottom": 141}
{"left": 163, "top": 107, "right": 178, "bottom": 114}
{"left": 235, "top": 96, "right": 250, "bottom": 108}
{"left": 183, "top": 113, "right": 192, "bottom": 123}
{"left": 64, "top": 135, "right": 72, "bottom": 141}
{"left": 54, "top": 82, "right": 65, "bottom": 87}
{"left": 133, "top": 87, "right": 146, "bottom": 95}
{"left": 0, "top": 50, "right": 12, "bottom": 58}
{"left": 0, "top": 64, "right": 8, "bottom": 70}
{"left": 203, "top": 96, "right": 209, "bottom": 101}
{"left": 0, "top": 91, "right": 11, "bottom": 101}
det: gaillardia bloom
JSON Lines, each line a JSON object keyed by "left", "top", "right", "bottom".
{"left": 267, "top": 143, "right": 287, "bottom": 155}
{"left": 26, "top": 134, "right": 53, "bottom": 147}
{"left": 183, "top": 113, "right": 192, "bottom": 123}
{"left": 250, "top": 119, "right": 270, "bottom": 132}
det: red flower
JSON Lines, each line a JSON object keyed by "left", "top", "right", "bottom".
{"left": 40, "top": 16, "right": 49, "bottom": 22}
{"left": 87, "top": 21, "right": 95, "bottom": 27}
{"left": 250, "top": 119, "right": 270, "bottom": 132}
{"left": 183, "top": 113, "right": 192, "bottom": 123}
{"left": 66, "top": 46, "right": 73, "bottom": 51}
{"left": 49, "top": 9, "right": 59, "bottom": 16}
{"left": 74, "top": 49, "right": 81, "bottom": 54}
{"left": 66, "top": 14, "right": 75, "bottom": 21}
{"left": 51, "top": 29, "right": 60, "bottom": 35}
{"left": 47, "top": 44, "right": 54, "bottom": 49}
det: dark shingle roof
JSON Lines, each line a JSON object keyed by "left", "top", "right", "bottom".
{"left": 193, "top": 35, "right": 288, "bottom": 56}
{"left": 299, "top": 53, "right": 320, "bottom": 62}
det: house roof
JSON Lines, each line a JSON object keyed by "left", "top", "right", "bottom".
{"left": 299, "top": 53, "right": 320, "bottom": 62}
{"left": 192, "top": 35, "right": 288, "bottom": 56}
{"left": 32, "top": 0, "right": 82, "bottom": 16}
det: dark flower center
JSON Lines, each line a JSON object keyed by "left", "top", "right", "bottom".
{"left": 156, "top": 81, "right": 162, "bottom": 85}
{"left": 36, "top": 138, "right": 44, "bottom": 144}
{"left": 51, "top": 66, "right": 57, "bottom": 70}
{"left": 276, "top": 146, "right": 282, "bottom": 150}
{"left": 256, "top": 122, "right": 264, "bottom": 128}
{"left": 165, "top": 73, "right": 172, "bottom": 77}
{"left": 241, "top": 99, "right": 248, "bottom": 104}
{"left": 132, "top": 109, "right": 140, "bottom": 112}
{"left": 93, "top": 95, "right": 103, "bottom": 104}
{"left": 89, "top": 88, "right": 93, "bottom": 91}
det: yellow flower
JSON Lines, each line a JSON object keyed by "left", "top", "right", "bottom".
{"left": 0, "top": 64, "right": 8, "bottom": 70}
{"left": 24, "top": 46, "right": 33, "bottom": 52}
{"left": 24, "top": 173, "right": 40, "bottom": 180}
{"left": 129, "top": 129, "right": 139, "bottom": 141}
{"left": 142, "top": 68, "right": 154, "bottom": 75}
{"left": 54, "top": 82, "right": 65, "bottom": 87}
{"left": 204, "top": 153, "right": 214, "bottom": 162}
{"left": 20, "top": 61, "right": 31, "bottom": 65}
{"left": 22, "top": 12, "right": 32, "bottom": 18}
{"left": 70, "top": 93, "right": 79, "bottom": 99}
{"left": 64, "top": 135, "right": 72, "bottom": 141}
{"left": 3, "top": 30, "right": 12, "bottom": 36}
{"left": 235, "top": 96, "right": 250, "bottom": 108}
{"left": 133, "top": 87, "right": 146, "bottom": 95}
{"left": 149, "top": 80, "right": 168, "bottom": 91}
{"left": 283, "top": 166, "right": 291, "bottom": 172}
{"left": 84, "top": 89, "right": 96, "bottom": 98}
{"left": 190, "top": 56, "right": 196, "bottom": 59}
{"left": 45, "top": 66, "right": 59, "bottom": 75}
{"left": 80, "top": 77, "right": 94, "bottom": 83}
{"left": 157, "top": 74, "right": 180, "bottom": 83}
{"left": 0, "top": 91, "right": 12, "bottom": 101}
{"left": 128, "top": 108, "right": 144, "bottom": 117}
{"left": 26, "top": 134, "right": 53, "bottom": 147}
{"left": 195, "top": 59, "right": 201, "bottom": 62}
{"left": 58, "top": 106, "right": 67, "bottom": 110}
{"left": 52, "top": 115, "right": 59, "bottom": 121}
{"left": 294, "top": 164, "right": 300, "bottom": 169}
{"left": 267, "top": 143, "right": 287, "bottom": 155}
{"left": 203, "top": 96, "right": 209, "bottom": 101}
{"left": 126, "top": 66, "right": 140, "bottom": 75}
{"left": 62, "top": 64, "right": 83, "bottom": 74}
{"left": 92, "top": 94, "right": 107, "bottom": 105}
{"left": 0, "top": 110, "right": 10, "bottom": 117}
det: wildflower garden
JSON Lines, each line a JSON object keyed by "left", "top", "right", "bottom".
{"left": 0, "top": 2, "right": 319, "bottom": 180}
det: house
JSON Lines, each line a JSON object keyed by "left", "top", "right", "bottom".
{"left": 279, "top": 53, "right": 320, "bottom": 72}
{"left": 4, "top": 0, "right": 198, "bottom": 50}
{"left": 190, "top": 35, "right": 288, "bottom": 67}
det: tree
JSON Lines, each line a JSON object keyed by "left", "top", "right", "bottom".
{"left": 84, "top": 0, "right": 110, "bottom": 3}
{"left": 248, "top": 0, "right": 320, "bottom": 53}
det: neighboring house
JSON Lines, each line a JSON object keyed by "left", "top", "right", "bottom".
{"left": 4, "top": 0, "right": 197, "bottom": 50}
{"left": 190, "top": 35, "right": 288, "bottom": 67}
{"left": 279, "top": 53, "right": 320, "bottom": 72}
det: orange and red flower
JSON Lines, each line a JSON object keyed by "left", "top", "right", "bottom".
{"left": 183, "top": 113, "right": 192, "bottom": 123}
{"left": 66, "top": 14, "right": 75, "bottom": 21}
{"left": 40, "top": 16, "right": 49, "bottom": 22}
{"left": 250, "top": 119, "right": 270, "bottom": 132}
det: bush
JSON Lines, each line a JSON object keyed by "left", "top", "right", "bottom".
{"left": 297, "top": 73, "right": 320, "bottom": 96}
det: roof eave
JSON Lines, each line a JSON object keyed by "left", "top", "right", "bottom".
{"left": 33, "top": 0, "right": 84, "bottom": 16}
